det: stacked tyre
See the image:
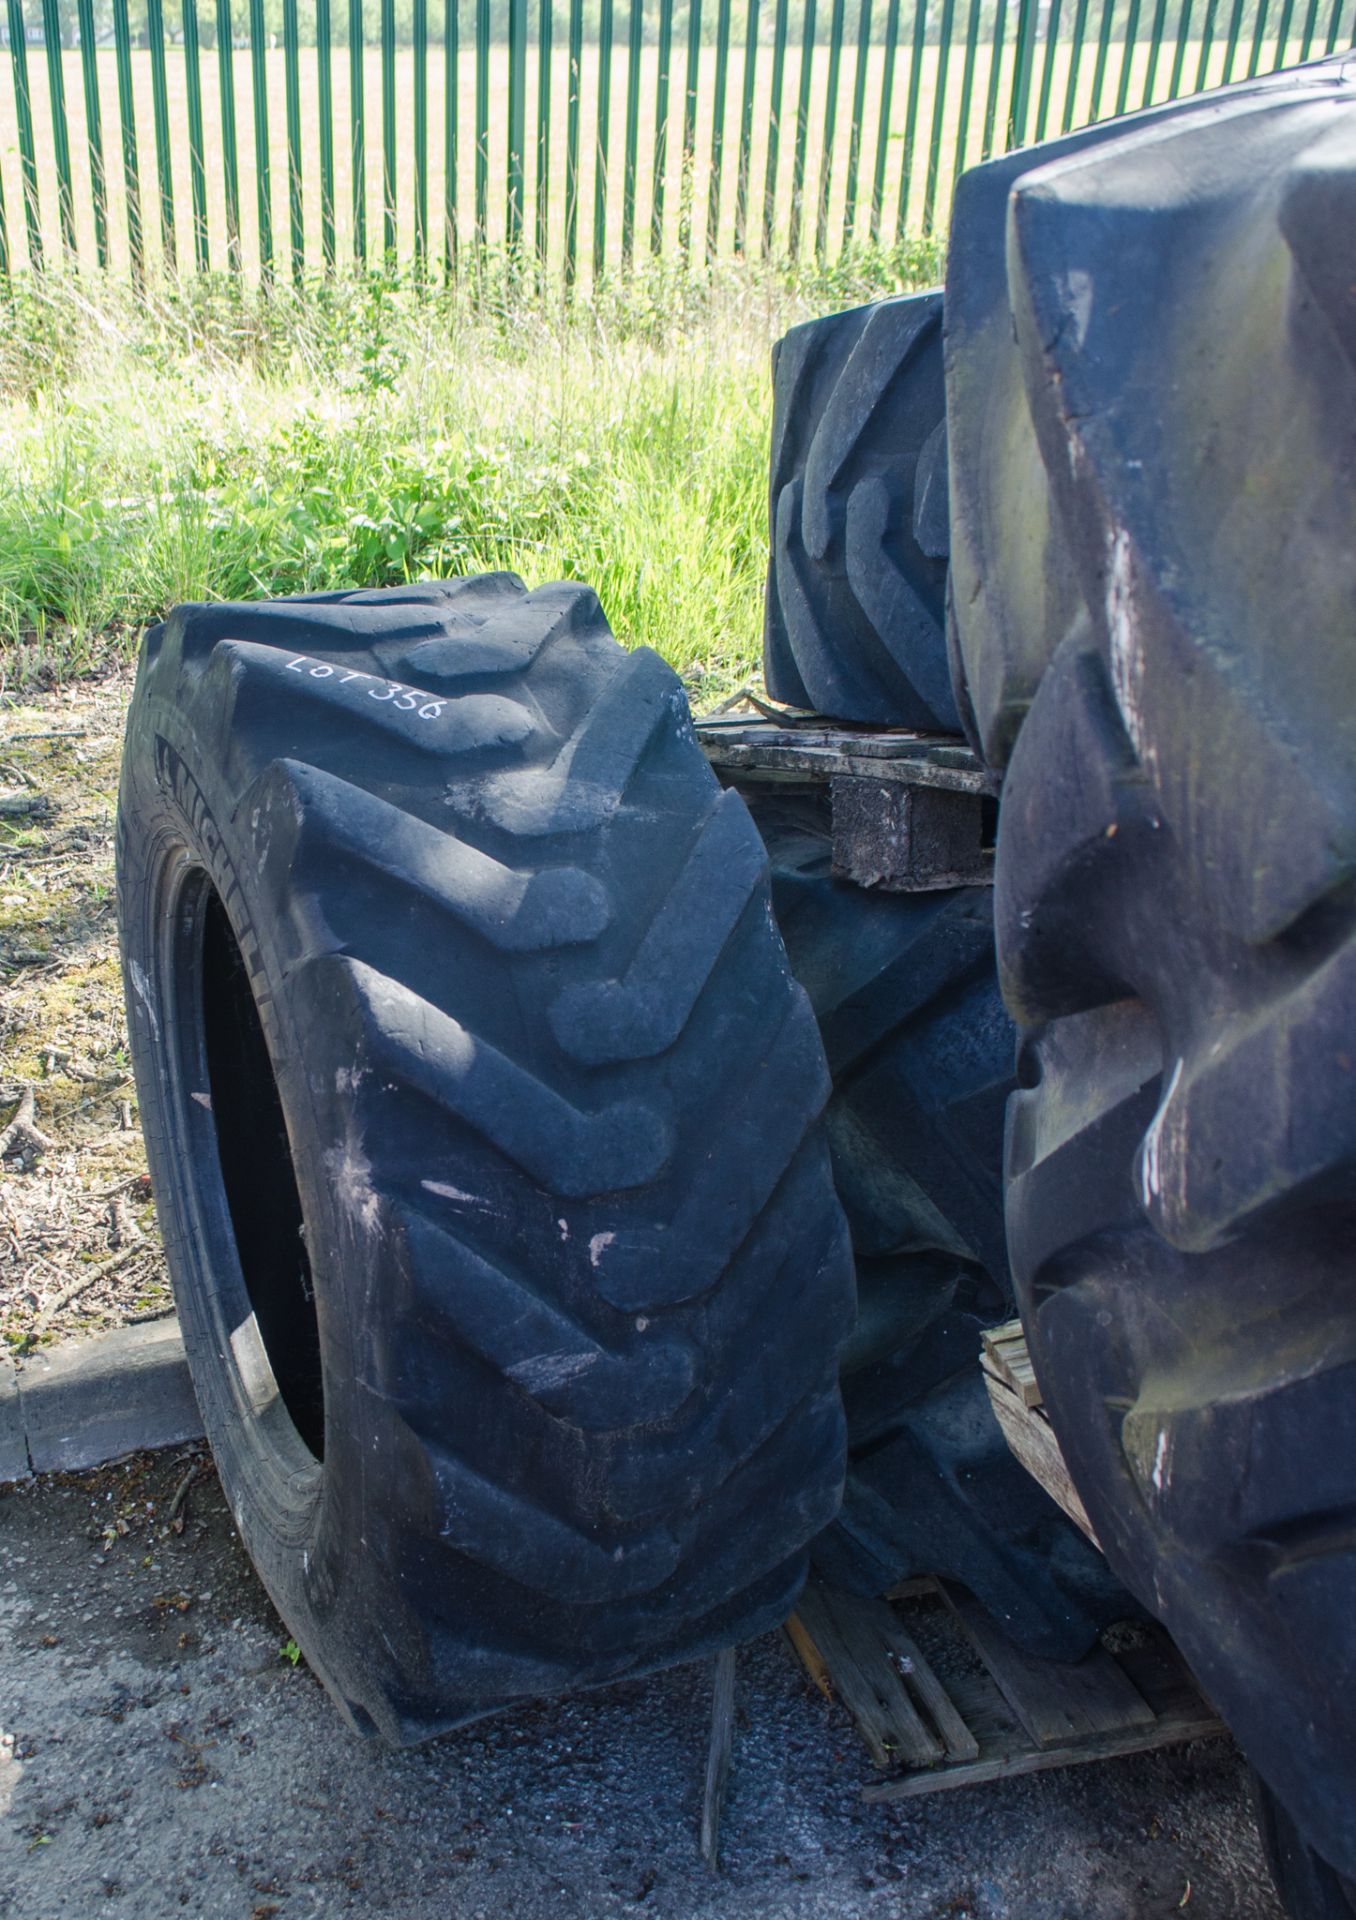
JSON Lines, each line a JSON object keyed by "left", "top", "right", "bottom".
{"left": 117, "top": 576, "right": 855, "bottom": 1739}
{"left": 941, "top": 52, "right": 1356, "bottom": 1917}
{"left": 756, "top": 293, "right": 1126, "bottom": 1655}
{"left": 758, "top": 51, "right": 1356, "bottom": 1915}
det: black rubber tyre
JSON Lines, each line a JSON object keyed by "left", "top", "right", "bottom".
{"left": 763, "top": 291, "right": 959, "bottom": 730}
{"left": 755, "top": 792, "right": 1012, "bottom": 1290}
{"left": 944, "top": 58, "right": 1356, "bottom": 1874}
{"left": 1252, "top": 1774, "right": 1356, "bottom": 1920}
{"left": 743, "top": 792, "right": 1130, "bottom": 1657}
{"left": 116, "top": 574, "right": 854, "bottom": 1744}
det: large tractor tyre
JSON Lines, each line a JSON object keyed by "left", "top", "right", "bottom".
{"left": 745, "top": 793, "right": 1130, "bottom": 1658}
{"left": 763, "top": 292, "right": 959, "bottom": 731}
{"left": 116, "top": 574, "right": 855, "bottom": 1745}
{"left": 1252, "top": 1774, "right": 1356, "bottom": 1920}
{"left": 943, "top": 60, "right": 1356, "bottom": 1875}
{"left": 753, "top": 793, "right": 1012, "bottom": 1292}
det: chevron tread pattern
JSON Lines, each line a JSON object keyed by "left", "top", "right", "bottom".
{"left": 763, "top": 291, "right": 959, "bottom": 729}
{"left": 124, "top": 572, "right": 852, "bottom": 1744}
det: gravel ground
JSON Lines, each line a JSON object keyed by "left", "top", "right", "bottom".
{"left": 2, "top": 1449, "right": 1283, "bottom": 1920}
{"left": 0, "top": 669, "right": 171, "bottom": 1355}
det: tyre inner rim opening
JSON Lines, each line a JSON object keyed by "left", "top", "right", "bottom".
{"left": 193, "top": 878, "right": 325, "bottom": 1460}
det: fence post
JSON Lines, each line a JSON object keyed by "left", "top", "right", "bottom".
{"left": 445, "top": 0, "right": 458, "bottom": 275}
{"left": 1006, "top": 0, "right": 1038, "bottom": 147}
{"left": 923, "top": 0, "right": 956, "bottom": 231}
{"left": 1290, "top": 0, "right": 1313, "bottom": 58}
{"left": 564, "top": 0, "right": 582, "bottom": 283}
{"left": 979, "top": 0, "right": 1007, "bottom": 153}
{"left": 762, "top": 0, "right": 789, "bottom": 253}
{"left": 285, "top": 0, "right": 305, "bottom": 282}
{"left": 706, "top": 0, "right": 732, "bottom": 261}
{"left": 869, "top": 0, "right": 900, "bottom": 241}
{"left": 1140, "top": 0, "right": 1170, "bottom": 104}
{"left": 76, "top": 0, "right": 108, "bottom": 267}
{"left": 182, "top": 0, "right": 211, "bottom": 269}
{"left": 622, "top": 0, "right": 643, "bottom": 264}
{"left": 1269, "top": 0, "right": 1298, "bottom": 69}
{"left": 1114, "top": 0, "right": 1143, "bottom": 110}
{"left": 317, "top": 0, "right": 335, "bottom": 269}
{"left": 474, "top": 0, "right": 488, "bottom": 255}
{"left": 114, "top": 0, "right": 144, "bottom": 280}
{"left": 733, "top": 0, "right": 758, "bottom": 251}
{"left": 841, "top": 0, "right": 870, "bottom": 249}
{"left": 7, "top": 0, "right": 44, "bottom": 269}
{"left": 896, "top": 0, "right": 927, "bottom": 237}
{"left": 248, "top": 0, "right": 273, "bottom": 281}
{"left": 1033, "top": 0, "right": 1062, "bottom": 134}
{"left": 1220, "top": 0, "right": 1247, "bottom": 81}
{"left": 507, "top": 0, "right": 526, "bottom": 255}
{"left": 652, "top": 0, "right": 674, "bottom": 250}
{"left": 1060, "top": 0, "right": 1087, "bottom": 125}
{"left": 146, "top": 0, "right": 177, "bottom": 269}
{"left": 594, "top": 0, "right": 614, "bottom": 277}
{"left": 787, "top": 0, "right": 815, "bottom": 257}
{"left": 1089, "top": 0, "right": 1117, "bottom": 120}
{"left": 40, "top": 0, "right": 77, "bottom": 258}
{"left": 814, "top": 0, "right": 845, "bottom": 259}
{"left": 952, "top": 0, "right": 983, "bottom": 205}
{"left": 679, "top": 0, "right": 701, "bottom": 255}
{"left": 381, "top": 0, "right": 396, "bottom": 258}
{"left": 536, "top": 0, "right": 552, "bottom": 267}
{"left": 349, "top": 0, "right": 367, "bottom": 264}
{"left": 414, "top": 0, "right": 428, "bottom": 268}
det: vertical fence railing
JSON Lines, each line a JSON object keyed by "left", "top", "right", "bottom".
{"left": 2, "top": 0, "right": 1353, "bottom": 286}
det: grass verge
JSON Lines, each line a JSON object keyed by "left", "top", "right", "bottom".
{"left": 0, "top": 243, "right": 943, "bottom": 697}
{"left": 0, "top": 245, "right": 943, "bottom": 1353}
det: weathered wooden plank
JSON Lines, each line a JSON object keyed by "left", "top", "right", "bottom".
{"left": 941, "top": 1582, "right": 1156, "bottom": 1749}
{"left": 876, "top": 1612, "right": 980, "bottom": 1762}
{"left": 830, "top": 776, "right": 994, "bottom": 892}
{"left": 784, "top": 1613, "right": 833, "bottom": 1698}
{"left": 861, "top": 1692, "right": 1228, "bottom": 1801}
{"left": 984, "top": 1370, "right": 1100, "bottom": 1549}
{"left": 699, "top": 1647, "right": 737, "bottom": 1869}
{"left": 792, "top": 1583, "right": 946, "bottom": 1769}
{"left": 694, "top": 714, "right": 993, "bottom": 796}
{"left": 980, "top": 1318, "right": 1044, "bottom": 1408}
{"left": 884, "top": 1574, "right": 940, "bottom": 1602}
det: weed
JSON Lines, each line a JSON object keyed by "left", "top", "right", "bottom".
{"left": 0, "top": 249, "right": 940, "bottom": 693}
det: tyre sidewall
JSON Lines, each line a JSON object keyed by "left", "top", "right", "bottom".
{"left": 117, "top": 693, "right": 409, "bottom": 1735}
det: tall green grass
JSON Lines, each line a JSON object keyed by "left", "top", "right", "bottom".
{"left": 0, "top": 244, "right": 943, "bottom": 695}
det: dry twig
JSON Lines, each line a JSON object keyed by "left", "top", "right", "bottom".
{"left": 0, "top": 1085, "right": 53, "bottom": 1161}
{"left": 27, "top": 1243, "right": 147, "bottom": 1343}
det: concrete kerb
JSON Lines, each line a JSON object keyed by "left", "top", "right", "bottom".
{"left": 0, "top": 1317, "right": 204, "bottom": 1484}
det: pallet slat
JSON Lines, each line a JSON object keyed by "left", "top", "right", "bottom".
{"left": 791, "top": 1583, "right": 948, "bottom": 1769}
{"left": 980, "top": 1317, "right": 1044, "bottom": 1407}
{"left": 940, "top": 1581, "right": 1155, "bottom": 1749}
{"left": 862, "top": 1690, "right": 1227, "bottom": 1801}
{"left": 788, "top": 1576, "right": 1227, "bottom": 1800}
{"left": 979, "top": 1319, "right": 1100, "bottom": 1547}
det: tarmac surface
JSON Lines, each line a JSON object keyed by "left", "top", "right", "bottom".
{"left": 1, "top": 1447, "right": 1284, "bottom": 1920}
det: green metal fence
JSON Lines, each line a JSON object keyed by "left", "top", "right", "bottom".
{"left": 1, "top": 0, "right": 1352, "bottom": 282}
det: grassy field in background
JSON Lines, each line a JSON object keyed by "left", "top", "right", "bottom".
{"left": 0, "top": 258, "right": 944, "bottom": 693}
{"left": 0, "top": 38, "right": 1296, "bottom": 279}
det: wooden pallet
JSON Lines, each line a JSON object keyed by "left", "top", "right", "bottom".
{"left": 786, "top": 1576, "right": 1226, "bottom": 1801}
{"left": 979, "top": 1318, "right": 1100, "bottom": 1549}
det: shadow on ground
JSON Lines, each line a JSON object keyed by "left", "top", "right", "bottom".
{"left": 0, "top": 1448, "right": 1282, "bottom": 1920}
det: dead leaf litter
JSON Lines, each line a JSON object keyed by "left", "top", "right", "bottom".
{"left": 0, "top": 668, "right": 169, "bottom": 1354}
